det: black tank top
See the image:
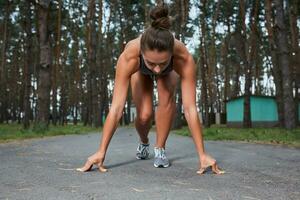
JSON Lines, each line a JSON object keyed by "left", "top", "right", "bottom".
{"left": 139, "top": 55, "right": 173, "bottom": 78}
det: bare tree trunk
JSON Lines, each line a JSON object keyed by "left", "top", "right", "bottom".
{"left": 232, "top": 63, "right": 241, "bottom": 98}
{"left": 264, "top": 0, "right": 284, "bottom": 127}
{"left": 52, "top": 0, "right": 62, "bottom": 126}
{"left": 97, "top": 0, "right": 104, "bottom": 126}
{"left": 10, "top": 49, "right": 20, "bottom": 123}
{"left": 199, "top": 0, "right": 210, "bottom": 127}
{"left": 73, "top": 105, "right": 78, "bottom": 125}
{"left": 61, "top": 47, "right": 70, "bottom": 125}
{"left": 23, "top": 0, "right": 33, "bottom": 129}
{"left": 0, "top": 0, "right": 11, "bottom": 123}
{"left": 172, "top": 0, "right": 189, "bottom": 129}
{"left": 58, "top": 49, "right": 67, "bottom": 126}
{"left": 238, "top": 0, "right": 259, "bottom": 128}
{"left": 238, "top": 0, "right": 251, "bottom": 128}
{"left": 208, "top": 0, "right": 221, "bottom": 114}
{"left": 221, "top": 37, "right": 229, "bottom": 111}
{"left": 35, "top": 0, "right": 52, "bottom": 128}
{"left": 100, "top": 1, "right": 113, "bottom": 126}
{"left": 288, "top": 0, "right": 300, "bottom": 124}
{"left": 274, "top": 0, "right": 296, "bottom": 129}
{"left": 200, "top": 44, "right": 210, "bottom": 127}
{"left": 71, "top": 21, "right": 81, "bottom": 125}
{"left": 87, "top": 0, "right": 99, "bottom": 127}
{"left": 222, "top": 12, "right": 231, "bottom": 111}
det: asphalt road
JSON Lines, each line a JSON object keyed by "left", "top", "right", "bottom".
{"left": 0, "top": 127, "right": 299, "bottom": 200}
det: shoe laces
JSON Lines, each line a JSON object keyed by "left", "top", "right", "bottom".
{"left": 137, "top": 143, "right": 149, "bottom": 152}
{"left": 154, "top": 147, "right": 166, "bottom": 159}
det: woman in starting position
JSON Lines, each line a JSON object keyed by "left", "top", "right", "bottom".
{"left": 77, "top": 4, "right": 224, "bottom": 175}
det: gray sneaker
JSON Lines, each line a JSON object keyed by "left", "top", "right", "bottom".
{"left": 154, "top": 147, "right": 169, "bottom": 168}
{"left": 136, "top": 143, "right": 150, "bottom": 160}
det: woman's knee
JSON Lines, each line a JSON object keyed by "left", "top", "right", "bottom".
{"left": 136, "top": 110, "right": 153, "bottom": 125}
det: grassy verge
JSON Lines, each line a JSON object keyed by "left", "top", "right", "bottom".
{"left": 173, "top": 126, "right": 300, "bottom": 148}
{"left": 0, "top": 123, "right": 101, "bottom": 143}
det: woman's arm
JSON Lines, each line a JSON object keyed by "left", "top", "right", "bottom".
{"left": 97, "top": 52, "right": 137, "bottom": 154}
{"left": 173, "top": 41, "right": 224, "bottom": 174}
{"left": 77, "top": 47, "right": 138, "bottom": 172}
{"left": 176, "top": 52, "right": 206, "bottom": 156}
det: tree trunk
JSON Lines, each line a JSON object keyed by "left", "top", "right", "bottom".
{"left": 274, "top": 0, "right": 296, "bottom": 129}
{"left": 97, "top": 0, "right": 104, "bottom": 126}
{"left": 87, "top": 0, "right": 99, "bottom": 127}
{"left": 35, "top": 1, "right": 52, "bottom": 128}
{"left": 10, "top": 48, "right": 20, "bottom": 123}
{"left": 59, "top": 46, "right": 69, "bottom": 125}
{"left": 238, "top": 0, "right": 251, "bottom": 128}
{"left": 52, "top": 0, "right": 62, "bottom": 126}
{"left": 23, "top": 0, "right": 33, "bottom": 129}
{"left": 0, "top": 0, "right": 11, "bottom": 123}
{"left": 222, "top": 12, "right": 231, "bottom": 111}
{"left": 58, "top": 71, "right": 67, "bottom": 125}
{"left": 288, "top": 0, "right": 300, "bottom": 124}
{"left": 208, "top": 0, "right": 221, "bottom": 114}
{"left": 264, "top": 0, "right": 284, "bottom": 127}
{"left": 238, "top": 0, "right": 259, "bottom": 128}
{"left": 73, "top": 31, "right": 81, "bottom": 125}
{"left": 172, "top": 0, "right": 189, "bottom": 129}
{"left": 100, "top": 1, "right": 113, "bottom": 126}
{"left": 199, "top": 0, "right": 210, "bottom": 127}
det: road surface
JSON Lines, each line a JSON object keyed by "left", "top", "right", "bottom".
{"left": 0, "top": 127, "right": 299, "bottom": 200}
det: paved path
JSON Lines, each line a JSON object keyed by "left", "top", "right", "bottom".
{"left": 0, "top": 127, "right": 299, "bottom": 200}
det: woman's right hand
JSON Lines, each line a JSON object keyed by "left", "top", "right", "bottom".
{"left": 76, "top": 151, "right": 107, "bottom": 172}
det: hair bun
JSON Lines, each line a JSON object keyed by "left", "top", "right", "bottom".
{"left": 150, "top": 5, "right": 171, "bottom": 30}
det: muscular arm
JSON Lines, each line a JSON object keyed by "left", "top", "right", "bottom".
{"left": 175, "top": 49, "right": 224, "bottom": 174}
{"left": 77, "top": 39, "right": 142, "bottom": 172}
{"left": 98, "top": 49, "right": 138, "bottom": 153}
{"left": 173, "top": 41, "right": 205, "bottom": 155}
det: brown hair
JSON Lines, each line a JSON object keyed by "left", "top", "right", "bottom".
{"left": 140, "top": 4, "right": 174, "bottom": 53}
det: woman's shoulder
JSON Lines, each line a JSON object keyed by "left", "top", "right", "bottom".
{"left": 172, "top": 39, "right": 195, "bottom": 76}
{"left": 173, "top": 39, "right": 191, "bottom": 62}
{"left": 123, "top": 36, "right": 141, "bottom": 60}
{"left": 173, "top": 39, "right": 189, "bottom": 58}
{"left": 116, "top": 37, "right": 141, "bottom": 75}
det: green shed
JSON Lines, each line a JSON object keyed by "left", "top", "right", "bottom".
{"left": 226, "top": 95, "right": 300, "bottom": 127}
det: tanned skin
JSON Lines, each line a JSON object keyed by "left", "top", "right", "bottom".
{"left": 77, "top": 37, "right": 224, "bottom": 175}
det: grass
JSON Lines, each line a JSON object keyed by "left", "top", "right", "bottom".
{"left": 0, "top": 122, "right": 101, "bottom": 143}
{"left": 1, "top": 123, "right": 300, "bottom": 148}
{"left": 172, "top": 125, "right": 300, "bottom": 148}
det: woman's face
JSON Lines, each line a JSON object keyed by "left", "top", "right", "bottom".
{"left": 142, "top": 50, "right": 172, "bottom": 75}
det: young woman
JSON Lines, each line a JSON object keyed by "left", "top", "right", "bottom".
{"left": 77, "top": 5, "right": 224, "bottom": 175}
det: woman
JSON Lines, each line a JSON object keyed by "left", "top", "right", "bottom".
{"left": 77, "top": 4, "right": 224, "bottom": 175}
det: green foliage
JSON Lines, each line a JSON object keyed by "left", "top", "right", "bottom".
{"left": 32, "top": 122, "right": 49, "bottom": 133}
{"left": 173, "top": 126, "right": 300, "bottom": 148}
{"left": 0, "top": 123, "right": 100, "bottom": 142}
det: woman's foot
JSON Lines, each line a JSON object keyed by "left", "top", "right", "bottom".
{"left": 198, "top": 154, "right": 225, "bottom": 175}
{"left": 136, "top": 143, "right": 150, "bottom": 160}
{"left": 76, "top": 152, "right": 107, "bottom": 172}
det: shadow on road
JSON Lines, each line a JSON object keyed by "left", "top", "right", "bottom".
{"left": 106, "top": 158, "right": 141, "bottom": 169}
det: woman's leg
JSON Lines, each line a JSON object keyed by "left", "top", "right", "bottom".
{"left": 131, "top": 71, "right": 154, "bottom": 144}
{"left": 155, "top": 71, "right": 179, "bottom": 148}
{"left": 77, "top": 71, "right": 153, "bottom": 172}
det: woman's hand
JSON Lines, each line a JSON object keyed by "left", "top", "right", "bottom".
{"left": 76, "top": 151, "right": 107, "bottom": 172}
{"left": 198, "top": 154, "right": 225, "bottom": 175}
